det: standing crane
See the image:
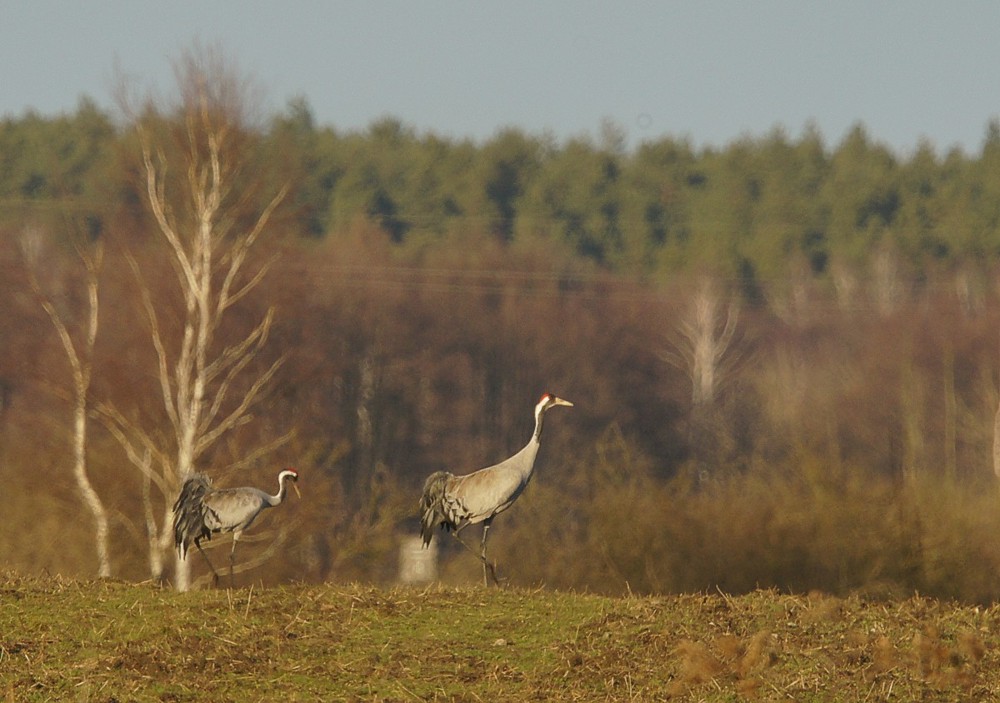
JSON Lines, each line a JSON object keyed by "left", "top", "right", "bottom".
{"left": 173, "top": 469, "right": 300, "bottom": 587}
{"left": 419, "top": 392, "right": 573, "bottom": 585}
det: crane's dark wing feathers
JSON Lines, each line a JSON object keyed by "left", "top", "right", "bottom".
{"left": 419, "top": 471, "right": 470, "bottom": 546}
{"left": 172, "top": 473, "right": 214, "bottom": 559}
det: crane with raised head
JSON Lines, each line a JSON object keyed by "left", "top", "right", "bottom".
{"left": 419, "top": 392, "right": 573, "bottom": 585}
{"left": 173, "top": 468, "right": 300, "bottom": 587}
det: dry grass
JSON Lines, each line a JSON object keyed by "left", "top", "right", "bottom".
{"left": 3, "top": 574, "right": 1000, "bottom": 701}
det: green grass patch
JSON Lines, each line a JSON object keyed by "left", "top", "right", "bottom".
{"left": 3, "top": 573, "right": 1000, "bottom": 701}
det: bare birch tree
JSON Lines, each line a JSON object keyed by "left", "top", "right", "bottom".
{"left": 104, "top": 45, "right": 289, "bottom": 590}
{"left": 21, "top": 225, "right": 112, "bottom": 578}
{"left": 662, "top": 276, "right": 745, "bottom": 475}
{"left": 664, "top": 276, "right": 742, "bottom": 407}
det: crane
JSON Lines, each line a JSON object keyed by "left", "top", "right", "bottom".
{"left": 419, "top": 392, "right": 573, "bottom": 585}
{"left": 172, "top": 468, "right": 300, "bottom": 587}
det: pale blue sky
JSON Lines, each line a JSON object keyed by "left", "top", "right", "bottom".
{"left": 3, "top": 1, "right": 999, "bottom": 155}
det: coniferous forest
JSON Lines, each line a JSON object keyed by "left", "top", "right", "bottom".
{"left": 5, "top": 50, "right": 1000, "bottom": 600}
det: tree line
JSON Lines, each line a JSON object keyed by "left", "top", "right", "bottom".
{"left": 3, "top": 48, "right": 1000, "bottom": 599}
{"left": 5, "top": 94, "right": 1000, "bottom": 284}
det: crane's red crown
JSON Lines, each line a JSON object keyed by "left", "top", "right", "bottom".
{"left": 537, "top": 392, "right": 573, "bottom": 409}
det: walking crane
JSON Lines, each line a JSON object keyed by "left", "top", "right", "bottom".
{"left": 173, "top": 469, "right": 300, "bottom": 587}
{"left": 419, "top": 392, "right": 573, "bottom": 585}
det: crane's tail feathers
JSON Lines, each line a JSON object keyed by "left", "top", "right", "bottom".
{"left": 419, "top": 471, "right": 456, "bottom": 547}
{"left": 172, "top": 473, "right": 213, "bottom": 559}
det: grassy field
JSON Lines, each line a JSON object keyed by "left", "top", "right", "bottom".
{"left": 2, "top": 574, "right": 1000, "bottom": 702}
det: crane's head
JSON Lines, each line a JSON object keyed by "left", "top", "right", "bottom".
{"left": 280, "top": 468, "right": 301, "bottom": 499}
{"left": 536, "top": 392, "right": 574, "bottom": 416}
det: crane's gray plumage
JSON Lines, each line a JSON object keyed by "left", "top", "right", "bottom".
{"left": 419, "top": 392, "right": 573, "bottom": 584}
{"left": 173, "top": 468, "right": 300, "bottom": 586}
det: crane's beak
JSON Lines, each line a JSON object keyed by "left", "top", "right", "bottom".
{"left": 553, "top": 397, "right": 574, "bottom": 408}
{"left": 292, "top": 480, "right": 302, "bottom": 499}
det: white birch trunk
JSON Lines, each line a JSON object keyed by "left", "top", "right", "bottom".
{"left": 73, "top": 395, "right": 111, "bottom": 577}
{"left": 141, "top": 464, "right": 165, "bottom": 581}
{"left": 23, "top": 231, "right": 112, "bottom": 578}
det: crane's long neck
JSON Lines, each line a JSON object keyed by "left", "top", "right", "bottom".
{"left": 507, "top": 403, "right": 552, "bottom": 483}
{"left": 531, "top": 407, "right": 547, "bottom": 444}
{"left": 267, "top": 473, "right": 294, "bottom": 506}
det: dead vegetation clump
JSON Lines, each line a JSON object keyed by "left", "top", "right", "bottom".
{"left": 910, "top": 625, "right": 987, "bottom": 689}
{"left": 667, "top": 630, "right": 778, "bottom": 697}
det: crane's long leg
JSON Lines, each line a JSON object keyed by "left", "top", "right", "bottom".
{"left": 228, "top": 532, "right": 241, "bottom": 589}
{"left": 449, "top": 522, "right": 499, "bottom": 586}
{"left": 194, "top": 540, "right": 220, "bottom": 587}
{"left": 480, "top": 520, "right": 499, "bottom": 587}
{"left": 481, "top": 522, "right": 490, "bottom": 587}
{"left": 448, "top": 527, "right": 483, "bottom": 561}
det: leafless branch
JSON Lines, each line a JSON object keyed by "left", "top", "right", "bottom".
{"left": 223, "top": 430, "right": 297, "bottom": 475}
{"left": 217, "top": 185, "right": 289, "bottom": 315}
{"left": 93, "top": 402, "right": 172, "bottom": 496}
{"left": 197, "top": 354, "right": 285, "bottom": 454}
{"left": 123, "top": 248, "right": 180, "bottom": 433}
